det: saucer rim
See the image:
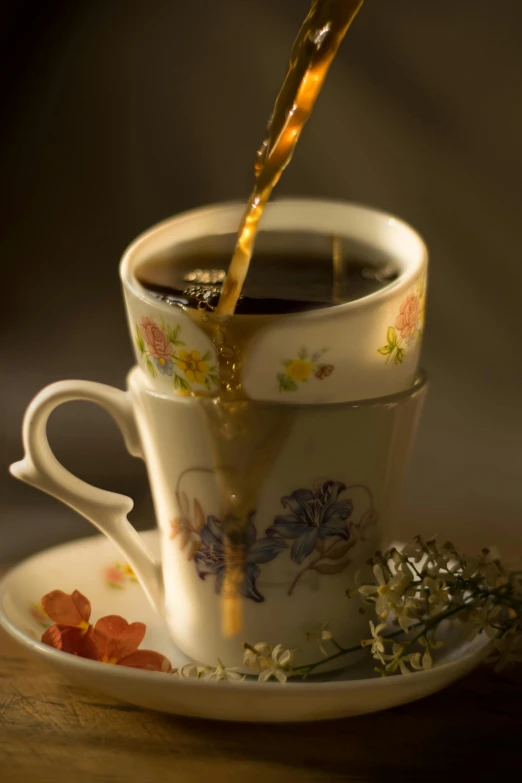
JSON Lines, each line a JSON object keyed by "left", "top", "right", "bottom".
{"left": 0, "top": 530, "right": 493, "bottom": 693}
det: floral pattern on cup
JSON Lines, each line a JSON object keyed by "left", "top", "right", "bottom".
{"left": 277, "top": 348, "right": 334, "bottom": 392}
{"left": 174, "top": 478, "right": 376, "bottom": 601}
{"left": 378, "top": 277, "right": 426, "bottom": 365}
{"left": 105, "top": 562, "right": 138, "bottom": 589}
{"left": 194, "top": 514, "right": 287, "bottom": 603}
{"left": 266, "top": 479, "right": 377, "bottom": 595}
{"left": 38, "top": 589, "right": 172, "bottom": 672}
{"left": 135, "top": 316, "right": 219, "bottom": 395}
{"left": 169, "top": 490, "right": 206, "bottom": 560}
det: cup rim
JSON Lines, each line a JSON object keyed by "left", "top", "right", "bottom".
{"left": 120, "top": 198, "right": 428, "bottom": 323}
{"left": 128, "top": 366, "right": 427, "bottom": 409}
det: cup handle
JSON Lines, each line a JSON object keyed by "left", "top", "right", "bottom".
{"left": 9, "top": 380, "right": 163, "bottom": 613}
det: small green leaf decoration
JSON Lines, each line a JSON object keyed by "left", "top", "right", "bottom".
{"left": 135, "top": 325, "right": 145, "bottom": 354}
{"left": 416, "top": 327, "right": 423, "bottom": 344}
{"left": 298, "top": 347, "right": 308, "bottom": 360}
{"left": 277, "top": 372, "right": 298, "bottom": 392}
{"left": 387, "top": 326, "right": 397, "bottom": 346}
{"left": 145, "top": 357, "right": 157, "bottom": 378}
{"left": 173, "top": 374, "right": 190, "bottom": 392}
{"left": 394, "top": 347, "right": 404, "bottom": 365}
{"left": 166, "top": 324, "right": 182, "bottom": 345}
{"left": 201, "top": 350, "right": 211, "bottom": 362}
{"left": 377, "top": 345, "right": 393, "bottom": 356}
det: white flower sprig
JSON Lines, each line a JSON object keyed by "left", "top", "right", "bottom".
{"left": 351, "top": 538, "right": 522, "bottom": 676}
{"left": 244, "top": 538, "right": 522, "bottom": 680}
{"left": 173, "top": 538, "right": 522, "bottom": 682}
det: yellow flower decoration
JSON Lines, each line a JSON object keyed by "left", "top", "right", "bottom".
{"left": 286, "top": 359, "right": 313, "bottom": 382}
{"left": 122, "top": 564, "right": 136, "bottom": 579}
{"left": 176, "top": 350, "right": 210, "bottom": 384}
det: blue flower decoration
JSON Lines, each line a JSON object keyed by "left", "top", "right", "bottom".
{"left": 266, "top": 480, "right": 353, "bottom": 565}
{"left": 194, "top": 514, "right": 287, "bottom": 602}
{"left": 153, "top": 358, "right": 174, "bottom": 376}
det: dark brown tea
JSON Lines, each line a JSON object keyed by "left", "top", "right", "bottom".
{"left": 137, "top": 230, "right": 398, "bottom": 316}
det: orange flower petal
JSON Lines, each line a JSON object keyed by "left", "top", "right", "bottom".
{"left": 92, "top": 616, "right": 146, "bottom": 661}
{"left": 42, "top": 623, "right": 90, "bottom": 655}
{"left": 41, "top": 590, "right": 91, "bottom": 625}
{"left": 395, "top": 314, "right": 405, "bottom": 331}
{"left": 118, "top": 649, "right": 173, "bottom": 672}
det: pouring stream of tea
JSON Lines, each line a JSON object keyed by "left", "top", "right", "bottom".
{"left": 200, "top": 0, "right": 365, "bottom": 637}
{"left": 216, "top": 0, "right": 364, "bottom": 317}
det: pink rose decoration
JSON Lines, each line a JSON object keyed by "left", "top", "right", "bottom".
{"left": 140, "top": 317, "right": 172, "bottom": 361}
{"left": 395, "top": 295, "right": 419, "bottom": 339}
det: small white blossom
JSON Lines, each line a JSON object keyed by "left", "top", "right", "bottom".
{"left": 178, "top": 663, "right": 208, "bottom": 678}
{"left": 379, "top": 644, "right": 415, "bottom": 675}
{"left": 422, "top": 649, "right": 433, "bottom": 670}
{"left": 469, "top": 607, "right": 500, "bottom": 640}
{"left": 400, "top": 541, "right": 424, "bottom": 563}
{"left": 422, "top": 576, "right": 450, "bottom": 615}
{"left": 243, "top": 642, "right": 272, "bottom": 671}
{"left": 178, "top": 660, "right": 243, "bottom": 681}
{"left": 207, "top": 659, "right": 244, "bottom": 681}
{"left": 361, "top": 621, "right": 388, "bottom": 658}
{"left": 398, "top": 615, "right": 414, "bottom": 633}
{"left": 306, "top": 622, "right": 334, "bottom": 656}
{"left": 358, "top": 564, "right": 399, "bottom": 620}
{"left": 243, "top": 642, "right": 294, "bottom": 683}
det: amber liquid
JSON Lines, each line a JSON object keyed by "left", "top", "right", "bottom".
{"left": 161, "top": 0, "right": 365, "bottom": 636}
{"left": 216, "top": 0, "right": 365, "bottom": 317}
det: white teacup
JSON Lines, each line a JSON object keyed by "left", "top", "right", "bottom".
{"left": 10, "top": 368, "right": 426, "bottom": 669}
{"left": 121, "top": 199, "right": 428, "bottom": 403}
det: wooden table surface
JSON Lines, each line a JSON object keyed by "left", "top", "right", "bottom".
{"left": 1, "top": 622, "right": 521, "bottom": 783}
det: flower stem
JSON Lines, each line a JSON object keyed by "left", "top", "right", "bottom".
{"left": 290, "top": 599, "right": 476, "bottom": 679}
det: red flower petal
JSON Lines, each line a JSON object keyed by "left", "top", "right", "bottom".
{"left": 92, "top": 615, "right": 146, "bottom": 662}
{"left": 79, "top": 625, "right": 103, "bottom": 661}
{"left": 41, "top": 623, "right": 90, "bottom": 655}
{"left": 117, "top": 649, "right": 173, "bottom": 672}
{"left": 41, "top": 590, "right": 91, "bottom": 626}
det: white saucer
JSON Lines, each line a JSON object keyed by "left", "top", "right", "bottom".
{"left": 0, "top": 530, "right": 492, "bottom": 723}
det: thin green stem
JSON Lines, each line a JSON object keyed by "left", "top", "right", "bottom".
{"left": 291, "top": 598, "right": 477, "bottom": 679}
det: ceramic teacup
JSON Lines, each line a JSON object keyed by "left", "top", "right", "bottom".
{"left": 121, "top": 199, "right": 428, "bottom": 403}
{"left": 10, "top": 368, "right": 426, "bottom": 669}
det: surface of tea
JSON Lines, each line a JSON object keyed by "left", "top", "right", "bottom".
{"left": 217, "top": 0, "right": 364, "bottom": 316}
{"left": 137, "top": 232, "right": 398, "bottom": 315}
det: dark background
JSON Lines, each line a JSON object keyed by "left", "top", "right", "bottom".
{"left": 2, "top": 0, "right": 522, "bottom": 563}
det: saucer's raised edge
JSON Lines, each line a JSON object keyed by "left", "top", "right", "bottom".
{"left": 0, "top": 531, "right": 493, "bottom": 695}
